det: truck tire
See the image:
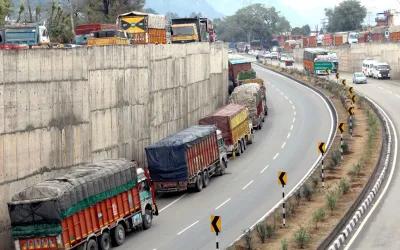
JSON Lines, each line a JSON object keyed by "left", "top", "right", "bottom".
{"left": 202, "top": 171, "right": 209, "bottom": 188}
{"left": 236, "top": 142, "right": 242, "bottom": 156}
{"left": 98, "top": 232, "right": 111, "bottom": 250}
{"left": 142, "top": 208, "right": 153, "bottom": 230}
{"left": 219, "top": 161, "right": 226, "bottom": 176}
{"left": 112, "top": 224, "right": 125, "bottom": 246}
{"left": 242, "top": 139, "right": 247, "bottom": 151}
{"left": 195, "top": 175, "right": 203, "bottom": 192}
{"left": 86, "top": 239, "right": 98, "bottom": 250}
{"left": 258, "top": 122, "right": 262, "bottom": 130}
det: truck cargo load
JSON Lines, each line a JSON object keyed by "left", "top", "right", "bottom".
{"left": 75, "top": 23, "right": 117, "bottom": 45}
{"left": 242, "top": 78, "right": 268, "bottom": 115}
{"left": 8, "top": 159, "right": 157, "bottom": 250}
{"left": 230, "top": 83, "right": 264, "bottom": 130}
{"left": 199, "top": 103, "right": 253, "bottom": 156}
{"left": 117, "top": 11, "right": 167, "bottom": 44}
{"left": 146, "top": 125, "right": 227, "bottom": 192}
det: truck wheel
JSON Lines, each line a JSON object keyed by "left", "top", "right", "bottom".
{"left": 112, "top": 224, "right": 125, "bottom": 246}
{"left": 86, "top": 239, "right": 98, "bottom": 250}
{"left": 264, "top": 109, "right": 268, "bottom": 116}
{"left": 236, "top": 142, "right": 242, "bottom": 156}
{"left": 98, "top": 232, "right": 111, "bottom": 250}
{"left": 219, "top": 161, "right": 226, "bottom": 176}
{"left": 195, "top": 175, "right": 203, "bottom": 192}
{"left": 258, "top": 122, "right": 262, "bottom": 130}
{"left": 242, "top": 139, "right": 247, "bottom": 151}
{"left": 262, "top": 116, "right": 265, "bottom": 122}
{"left": 202, "top": 171, "right": 209, "bottom": 188}
{"left": 142, "top": 208, "right": 153, "bottom": 230}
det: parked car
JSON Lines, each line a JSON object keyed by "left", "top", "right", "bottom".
{"left": 228, "top": 49, "right": 233, "bottom": 54}
{"left": 279, "top": 53, "right": 288, "bottom": 61}
{"left": 262, "top": 51, "right": 272, "bottom": 59}
{"left": 353, "top": 72, "right": 367, "bottom": 84}
{"left": 271, "top": 52, "right": 279, "bottom": 60}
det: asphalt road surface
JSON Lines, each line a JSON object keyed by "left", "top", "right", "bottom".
{"left": 120, "top": 61, "right": 334, "bottom": 250}
{"left": 269, "top": 57, "right": 400, "bottom": 250}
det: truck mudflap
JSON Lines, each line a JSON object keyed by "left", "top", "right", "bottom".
{"left": 153, "top": 203, "right": 159, "bottom": 216}
{"left": 154, "top": 181, "right": 188, "bottom": 193}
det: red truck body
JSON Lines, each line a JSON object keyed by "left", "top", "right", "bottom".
{"left": 308, "top": 36, "right": 317, "bottom": 47}
{"left": 228, "top": 59, "right": 252, "bottom": 86}
{"left": 75, "top": 24, "right": 117, "bottom": 35}
{"left": 323, "top": 34, "right": 333, "bottom": 46}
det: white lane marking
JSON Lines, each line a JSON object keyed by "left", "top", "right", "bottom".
{"left": 290, "top": 125, "right": 293, "bottom": 130}
{"left": 287, "top": 133, "right": 291, "bottom": 138}
{"left": 230, "top": 64, "right": 335, "bottom": 247}
{"left": 388, "top": 90, "right": 393, "bottom": 94}
{"left": 293, "top": 117, "right": 296, "bottom": 123}
{"left": 378, "top": 86, "right": 384, "bottom": 90}
{"left": 159, "top": 193, "right": 187, "bottom": 212}
{"left": 396, "top": 94, "right": 400, "bottom": 98}
{"left": 344, "top": 99, "right": 398, "bottom": 249}
{"left": 281, "top": 92, "right": 284, "bottom": 95}
{"left": 273, "top": 153, "right": 279, "bottom": 160}
{"left": 289, "top": 100, "right": 293, "bottom": 104}
{"left": 260, "top": 165, "right": 270, "bottom": 174}
{"left": 294, "top": 111, "right": 296, "bottom": 116}
{"left": 281, "top": 142, "right": 286, "bottom": 148}
{"left": 242, "top": 180, "right": 254, "bottom": 190}
{"left": 215, "top": 198, "right": 231, "bottom": 210}
{"left": 272, "top": 84, "right": 275, "bottom": 87}
{"left": 285, "top": 96, "right": 289, "bottom": 100}
{"left": 177, "top": 221, "right": 199, "bottom": 235}
{"left": 276, "top": 88, "right": 280, "bottom": 91}
{"left": 293, "top": 105, "right": 295, "bottom": 110}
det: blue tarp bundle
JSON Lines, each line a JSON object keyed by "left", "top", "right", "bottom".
{"left": 145, "top": 125, "right": 216, "bottom": 182}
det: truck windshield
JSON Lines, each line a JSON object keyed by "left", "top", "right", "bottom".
{"left": 172, "top": 27, "right": 195, "bottom": 36}
{"left": 349, "top": 33, "right": 358, "bottom": 39}
{"left": 378, "top": 65, "right": 389, "bottom": 70}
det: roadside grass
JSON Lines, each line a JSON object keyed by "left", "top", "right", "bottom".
{"left": 229, "top": 63, "right": 382, "bottom": 250}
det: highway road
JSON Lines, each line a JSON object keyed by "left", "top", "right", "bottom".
{"left": 266, "top": 57, "right": 400, "bottom": 250}
{"left": 118, "top": 60, "right": 335, "bottom": 250}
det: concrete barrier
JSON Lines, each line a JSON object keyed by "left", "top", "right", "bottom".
{"left": 0, "top": 43, "right": 228, "bottom": 248}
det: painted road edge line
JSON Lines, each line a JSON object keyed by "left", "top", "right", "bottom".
{"left": 177, "top": 221, "right": 199, "bottom": 235}
{"left": 215, "top": 198, "right": 232, "bottom": 210}
{"left": 159, "top": 193, "right": 187, "bottom": 212}
{"left": 328, "top": 95, "right": 397, "bottom": 250}
{"left": 228, "top": 63, "right": 337, "bottom": 247}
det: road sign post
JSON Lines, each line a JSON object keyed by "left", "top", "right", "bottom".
{"left": 278, "top": 172, "right": 287, "bottom": 227}
{"left": 336, "top": 73, "right": 340, "bottom": 85}
{"left": 211, "top": 216, "right": 221, "bottom": 249}
{"left": 348, "top": 107, "right": 354, "bottom": 139}
{"left": 318, "top": 142, "right": 326, "bottom": 187}
{"left": 338, "top": 123, "right": 344, "bottom": 160}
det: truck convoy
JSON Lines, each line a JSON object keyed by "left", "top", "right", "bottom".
{"left": 146, "top": 125, "right": 228, "bottom": 193}
{"left": 0, "top": 22, "right": 50, "bottom": 49}
{"left": 8, "top": 159, "right": 158, "bottom": 250}
{"left": 117, "top": 11, "right": 168, "bottom": 44}
{"left": 75, "top": 23, "right": 117, "bottom": 45}
{"left": 230, "top": 83, "right": 265, "bottom": 130}
{"left": 200, "top": 103, "right": 253, "bottom": 157}
{"left": 170, "top": 17, "right": 214, "bottom": 43}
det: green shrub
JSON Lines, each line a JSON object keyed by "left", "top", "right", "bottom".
{"left": 295, "top": 189, "right": 302, "bottom": 205}
{"left": 331, "top": 149, "right": 341, "bottom": 166}
{"left": 255, "top": 223, "right": 267, "bottom": 243}
{"left": 325, "top": 190, "right": 338, "bottom": 214}
{"left": 302, "top": 183, "right": 313, "bottom": 202}
{"left": 266, "top": 223, "right": 274, "bottom": 239}
{"left": 339, "top": 178, "right": 351, "bottom": 195}
{"left": 273, "top": 212, "right": 281, "bottom": 230}
{"left": 294, "top": 226, "right": 311, "bottom": 248}
{"left": 312, "top": 208, "right": 326, "bottom": 229}
{"left": 311, "top": 175, "right": 320, "bottom": 188}
{"left": 342, "top": 140, "right": 349, "bottom": 153}
{"left": 286, "top": 201, "right": 295, "bottom": 217}
{"left": 242, "top": 229, "right": 253, "bottom": 250}
{"left": 326, "top": 160, "right": 336, "bottom": 171}
{"left": 281, "top": 239, "right": 288, "bottom": 250}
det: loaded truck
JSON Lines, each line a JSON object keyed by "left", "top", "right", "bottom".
{"left": 8, "top": 159, "right": 158, "bottom": 250}
{"left": 242, "top": 78, "right": 268, "bottom": 116}
{"left": 200, "top": 103, "right": 254, "bottom": 157}
{"left": 230, "top": 83, "right": 265, "bottom": 130}
{"left": 0, "top": 22, "right": 50, "bottom": 49}
{"left": 117, "top": 11, "right": 167, "bottom": 44}
{"left": 170, "top": 17, "right": 214, "bottom": 43}
{"left": 228, "top": 58, "right": 253, "bottom": 93}
{"left": 87, "top": 30, "right": 130, "bottom": 45}
{"left": 75, "top": 23, "right": 117, "bottom": 45}
{"left": 146, "top": 125, "right": 228, "bottom": 193}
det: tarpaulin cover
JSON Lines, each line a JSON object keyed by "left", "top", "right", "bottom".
{"left": 199, "top": 103, "right": 246, "bottom": 146}
{"left": 146, "top": 125, "right": 216, "bottom": 182}
{"left": 8, "top": 159, "right": 138, "bottom": 231}
{"left": 231, "top": 83, "right": 262, "bottom": 116}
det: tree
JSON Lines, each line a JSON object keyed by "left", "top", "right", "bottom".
{"left": 276, "top": 16, "right": 291, "bottom": 33}
{"left": 291, "top": 26, "right": 304, "bottom": 35}
{"left": 166, "top": 12, "right": 179, "bottom": 20}
{"left": 189, "top": 12, "right": 202, "bottom": 17}
{"left": 26, "top": 0, "right": 33, "bottom": 22}
{"left": 35, "top": 4, "right": 41, "bottom": 21}
{"left": 302, "top": 24, "right": 311, "bottom": 36}
{"left": 16, "top": 3, "right": 25, "bottom": 23}
{"left": 0, "top": 0, "right": 13, "bottom": 26}
{"left": 143, "top": 7, "right": 157, "bottom": 14}
{"left": 325, "top": 0, "right": 367, "bottom": 32}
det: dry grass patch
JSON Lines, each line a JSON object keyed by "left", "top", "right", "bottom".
{"left": 230, "top": 65, "right": 382, "bottom": 250}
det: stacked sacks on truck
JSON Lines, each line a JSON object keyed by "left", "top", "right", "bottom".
{"left": 7, "top": 159, "right": 157, "bottom": 250}
{"left": 230, "top": 83, "right": 264, "bottom": 130}
{"left": 199, "top": 103, "right": 253, "bottom": 157}
{"left": 242, "top": 78, "right": 268, "bottom": 116}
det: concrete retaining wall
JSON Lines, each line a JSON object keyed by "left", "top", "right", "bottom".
{"left": 293, "top": 43, "right": 400, "bottom": 79}
{"left": 0, "top": 43, "right": 228, "bottom": 249}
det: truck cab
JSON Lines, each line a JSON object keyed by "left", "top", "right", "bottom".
{"left": 171, "top": 23, "right": 199, "bottom": 43}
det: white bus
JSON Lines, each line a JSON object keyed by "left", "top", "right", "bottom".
{"left": 362, "top": 59, "right": 377, "bottom": 77}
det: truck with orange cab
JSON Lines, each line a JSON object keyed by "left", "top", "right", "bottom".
{"left": 8, "top": 159, "right": 158, "bottom": 250}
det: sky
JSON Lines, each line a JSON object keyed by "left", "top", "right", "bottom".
{"left": 207, "top": 0, "right": 400, "bottom": 28}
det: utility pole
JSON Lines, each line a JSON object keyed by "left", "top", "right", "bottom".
{"left": 68, "top": 0, "right": 76, "bottom": 37}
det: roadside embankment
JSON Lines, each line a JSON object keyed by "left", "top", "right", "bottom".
{"left": 0, "top": 43, "right": 228, "bottom": 248}
{"left": 230, "top": 63, "right": 383, "bottom": 250}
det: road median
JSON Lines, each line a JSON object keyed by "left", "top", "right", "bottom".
{"left": 229, "top": 63, "right": 384, "bottom": 250}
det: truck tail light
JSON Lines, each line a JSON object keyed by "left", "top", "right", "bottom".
{"left": 28, "top": 239, "right": 35, "bottom": 249}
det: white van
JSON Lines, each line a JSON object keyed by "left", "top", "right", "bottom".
{"left": 371, "top": 62, "right": 391, "bottom": 79}
{"left": 362, "top": 59, "right": 377, "bottom": 77}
